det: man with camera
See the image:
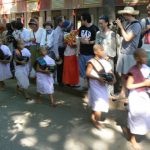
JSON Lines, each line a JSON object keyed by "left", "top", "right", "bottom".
{"left": 115, "top": 7, "right": 142, "bottom": 99}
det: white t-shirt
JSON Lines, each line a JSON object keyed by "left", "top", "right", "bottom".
{"left": 30, "top": 27, "right": 46, "bottom": 46}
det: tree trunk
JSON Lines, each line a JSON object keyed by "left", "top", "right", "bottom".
{"left": 103, "top": 0, "right": 116, "bottom": 21}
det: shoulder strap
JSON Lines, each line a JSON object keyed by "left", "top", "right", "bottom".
{"left": 126, "top": 20, "right": 142, "bottom": 31}
{"left": 94, "top": 58, "right": 105, "bottom": 71}
{"left": 88, "top": 58, "right": 105, "bottom": 75}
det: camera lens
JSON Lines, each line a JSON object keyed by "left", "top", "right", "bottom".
{"left": 112, "top": 21, "right": 117, "bottom": 25}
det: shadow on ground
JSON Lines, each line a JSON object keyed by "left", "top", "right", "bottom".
{"left": 0, "top": 80, "right": 149, "bottom": 150}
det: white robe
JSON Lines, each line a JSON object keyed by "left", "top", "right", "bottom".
{"left": 88, "top": 58, "right": 112, "bottom": 112}
{"left": 0, "top": 45, "right": 12, "bottom": 81}
{"left": 15, "top": 48, "right": 31, "bottom": 89}
{"left": 128, "top": 64, "right": 150, "bottom": 135}
{"left": 36, "top": 55, "right": 55, "bottom": 94}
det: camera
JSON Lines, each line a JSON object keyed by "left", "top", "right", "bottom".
{"left": 99, "top": 73, "right": 114, "bottom": 82}
{"left": 113, "top": 15, "right": 125, "bottom": 25}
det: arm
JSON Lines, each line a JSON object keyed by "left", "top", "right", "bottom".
{"left": 126, "top": 75, "right": 150, "bottom": 89}
{"left": 40, "top": 29, "right": 46, "bottom": 46}
{"left": 116, "top": 19, "right": 135, "bottom": 42}
{"left": 0, "top": 56, "right": 12, "bottom": 64}
{"left": 36, "top": 64, "right": 50, "bottom": 74}
{"left": 95, "top": 31, "right": 100, "bottom": 44}
{"left": 141, "top": 18, "right": 150, "bottom": 34}
{"left": 108, "top": 71, "right": 116, "bottom": 85}
{"left": 14, "top": 57, "right": 27, "bottom": 65}
{"left": 53, "top": 30, "right": 60, "bottom": 59}
{"left": 86, "top": 63, "right": 105, "bottom": 83}
{"left": 142, "top": 26, "right": 150, "bottom": 34}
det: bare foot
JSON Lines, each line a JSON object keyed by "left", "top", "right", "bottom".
{"left": 16, "top": 86, "right": 23, "bottom": 94}
{"left": 131, "top": 142, "right": 143, "bottom": 150}
{"left": 91, "top": 119, "right": 102, "bottom": 129}
{"left": 122, "top": 127, "right": 131, "bottom": 140}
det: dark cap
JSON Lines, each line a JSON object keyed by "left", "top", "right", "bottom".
{"left": 99, "top": 16, "right": 109, "bottom": 22}
{"left": 63, "top": 20, "right": 72, "bottom": 29}
{"left": 28, "top": 18, "right": 37, "bottom": 25}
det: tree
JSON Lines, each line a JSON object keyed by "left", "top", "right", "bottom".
{"left": 103, "top": 0, "right": 116, "bottom": 21}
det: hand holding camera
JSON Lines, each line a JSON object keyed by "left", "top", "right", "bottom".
{"left": 99, "top": 73, "right": 114, "bottom": 83}
{"left": 113, "top": 15, "right": 125, "bottom": 29}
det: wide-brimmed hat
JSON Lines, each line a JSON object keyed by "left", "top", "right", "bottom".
{"left": 28, "top": 18, "right": 37, "bottom": 25}
{"left": 118, "top": 7, "right": 139, "bottom": 15}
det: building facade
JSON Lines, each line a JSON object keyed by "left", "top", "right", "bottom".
{"left": 0, "top": 0, "right": 149, "bottom": 28}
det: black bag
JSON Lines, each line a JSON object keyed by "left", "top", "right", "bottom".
{"left": 35, "top": 57, "right": 56, "bottom": 73}
{"left": 0, "top": 48, "right": 10, "bottom": 60}
{"left": 89, "top": 58, "right": 114, "bottom": 83}
{"left": 15, "top": 50, "right": 29, "bottom": 65}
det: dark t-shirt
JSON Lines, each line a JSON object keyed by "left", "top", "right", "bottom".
{"left": 79, "top": 25, "right": 99, "bottom": 55}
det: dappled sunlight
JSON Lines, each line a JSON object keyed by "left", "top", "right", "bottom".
{"left": 10, "top": 134, "right": 17, "bottom": 141}
{"left": 68, "top": 117, "right": 83, "bottom": 126}
{"left": 92, "top": 140, "right": 108, "bottom": 150}
{"left": 20, "top": 136, "right": 38, "bottom": 147}
{"left": 39, "top": 119, "right": 52, "bottom": 128}
{"left": 0, "top": 105, "right": 8, "bottom": 108}
{"left": 1, "top": 80, "right": 150, "bottom": 150}
{"left": 8, "top": 112, "right": 32, "bottom": 135}
{"left": 91, "top": 128, "right": 115, "bottom": 143}
{"left": 23, "top": 128, "right": 37, "bottom": 135}
{"left": 102, "top": 118, "right": 123, "bottom": 133}
{"left": 64, "top": 138, "right": 87, "bottom": 150}
{"left": 47, "top": 134, "right": 60, "bottom": 143}
{"left": 34, "top": 145, "right": 54, "bottom": 150}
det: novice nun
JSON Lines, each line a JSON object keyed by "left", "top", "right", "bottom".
{"left": 0, "top": 38, "right": 12, "bottom": 89}
{"left": 35, "top": 46, "right": 56, "bottom": 106}
{"left": 14, "top": 40, "right": 31, "bottom": 100}
{"left": 126, "top": 48, "right": 150, "bottom": 150}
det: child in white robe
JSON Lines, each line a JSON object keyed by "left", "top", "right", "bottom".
{"left": 14, "top": 40, "right": 31, "bottom": 100}
{"left": 0, "top": 39, "right": 12, "bottom": 89}
{"left": 126, "top": 48, "right": 150, "bottom": 150}
{"left": 86, "top": 44, "right": 115, "bottom": 129}
{"left": 35, "top": 47, "right": 56, "bottom": 106}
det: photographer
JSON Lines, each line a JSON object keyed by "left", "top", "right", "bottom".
{"left": 115, "top": 7, "right": 142, "bottom": 99}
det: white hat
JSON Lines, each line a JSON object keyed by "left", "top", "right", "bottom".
{"left": 118, "top": 7, "right": 139, "bottom": 15}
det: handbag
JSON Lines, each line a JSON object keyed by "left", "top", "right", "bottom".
{"left": 0, "top": 48, "right": 10, "bottom": 60}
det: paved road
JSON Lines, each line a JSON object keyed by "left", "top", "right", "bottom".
{"left": 0, "top": 80, "right": 150, "bottom": 150}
